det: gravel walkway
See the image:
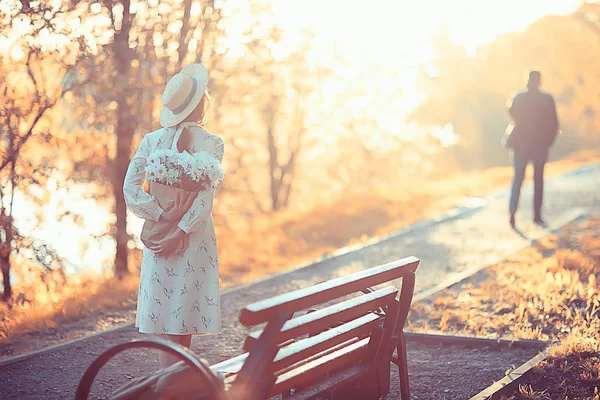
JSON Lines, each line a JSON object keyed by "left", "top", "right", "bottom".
{"left": 0, "top": 163, "right": 598, "bottom": 400}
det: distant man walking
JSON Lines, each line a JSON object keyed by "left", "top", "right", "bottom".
{"left": 506, "top": 70, "right": 559, "bottom": 227}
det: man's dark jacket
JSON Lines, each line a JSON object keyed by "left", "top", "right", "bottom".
{"left": 508, "top": 89, "right": 559, "bottom": 149}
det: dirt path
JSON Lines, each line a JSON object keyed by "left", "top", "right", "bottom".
{"left": 0, "top": 163, "right": 598, "bottom": 400}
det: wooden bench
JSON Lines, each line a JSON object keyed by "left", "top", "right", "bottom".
{"left": 76, "top": 256, "right": 419, "bottom": 400}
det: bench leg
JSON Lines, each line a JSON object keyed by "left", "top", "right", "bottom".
{"left": 377, "top": 359, "right": 391, "bottom": 397}
{"left": 396, "top": 331, "right": 410, "bottom": 400}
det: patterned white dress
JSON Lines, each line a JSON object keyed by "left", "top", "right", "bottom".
{"left": 123, "top": 122, "right": 224, "bottom": 335}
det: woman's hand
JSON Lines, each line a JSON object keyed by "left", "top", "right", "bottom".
{"left": 159, "top": 206, "right": 179, "bottom": 222}
{"left": 159, "top": 194, "right": 196, "bottom": 222}
{"left": 154, "top": 227, "right": 187, "bottom": 258}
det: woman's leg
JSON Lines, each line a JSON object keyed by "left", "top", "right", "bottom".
{"left": 159, "top": 334, "right": 190, "bottom": 368}
{"left": 179, "top": 334, "right": 192, "bottom": 349}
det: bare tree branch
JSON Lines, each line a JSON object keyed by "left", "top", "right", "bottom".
{"left": 25, "top": 52, "right": 41, "bottom": 102}
{"left": 0, "top": 71, "right": 88, "bottom": 173}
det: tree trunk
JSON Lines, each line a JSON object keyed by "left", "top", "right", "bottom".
{"left": 194, "top": 0, "right": 217, "bottom": 66}
{"left": 1, "top": 122, "right": 16, "bottom": 300}
{"left": 177, "top": 0, "right": 193, "bottom": 69}
{"left": 1, "top": 250, "right": 11, "bottom": 302}
{"left": 280, "top": 153, "right": 295, "bottom": 208}
{"left": 113, "top": 106, "right": 134, "bottom": 277}
{"left": 267, "top": 125, "right": 281, "bottom": 211}
{"left": 112, "top": 0, "right": 134, "bottom": 277}
{"left": 0, "top": 212, "right": 13, "bottom": 302}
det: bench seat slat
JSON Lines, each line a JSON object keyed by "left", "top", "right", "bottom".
{"left": 274, "top": 338, "right": 361, "bottom": 377}
{"left": 288, "top": 364, "right": 368, "bottom": 400}
{"left": 211, "top": 338, "right": 297, "bottom": 375}
{"left": 243, "top": 287, "right": 398, "bottom": 351}
{"left": 215, "top": 339, "right": 363, "bottom": 391}
{"left": 211, "top": 353, "right": 248, "bottom": 375}
{"left": 270, "top": 313, "right": 380, "bottom": 373}
{"left": 240, "top": 257, "right": 419, "bottom": 327}
{"left": 270, "top": 337, "right": 371, "bottom": 396}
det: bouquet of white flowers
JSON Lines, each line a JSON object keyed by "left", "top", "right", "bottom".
{"left": 141, "top": 149, "right": 224, "bottom": 257}
{"left": 145, "top": 149, "right": 224, "bottom": 192}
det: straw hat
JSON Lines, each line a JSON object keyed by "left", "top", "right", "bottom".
{"left": 160, "top": 64, "right": 209, "bottom": 128}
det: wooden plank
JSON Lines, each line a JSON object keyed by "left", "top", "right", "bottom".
{"left": 273, "top": 338, "right": 361, "bottom": 377}
{"left": 211, "top": 353, "right": 247, "bottom": 375}
{"left": 269, "top": 313, "right": 380, "bottom": 374}
{"left": 469, "top": 350, "right": 548, "bottom": 400}
{"left": 243, "top": 287, "right": 398, "bottom": 351}
{"left": 211, "top": 336, "right": 299, "bottom": 375}
{"left": 404, "top": 331, "right": 549, "bottom": 349}
{"left": 240, "top": 257, "right": 419, "bottom": 326}
{"left": 270, "top": 338, "right": 371, "bottom": 396}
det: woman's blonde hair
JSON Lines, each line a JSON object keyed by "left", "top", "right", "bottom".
{"left": 184, "top": 89, "right": 213, "bottom": 126}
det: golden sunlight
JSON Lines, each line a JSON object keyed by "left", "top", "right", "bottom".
{"left": 273, "top": 0, "right": 582, "bottom": 56}
{"left": 267, "top": 0, "right": 583, "bottom": 143}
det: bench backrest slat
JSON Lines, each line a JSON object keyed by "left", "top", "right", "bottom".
{"left": 243, "top": 286, "right": 398, "bottom": 351}
{"left": 239, "top": 256, "right": 419, "bottom": 327}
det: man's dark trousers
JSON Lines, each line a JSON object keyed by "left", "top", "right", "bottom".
{"left": 509, "top": 146, "right": 548, "bottom": 220}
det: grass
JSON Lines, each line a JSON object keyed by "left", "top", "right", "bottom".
{"left": 0, "top": 148, "right": 599, "bottom": 354}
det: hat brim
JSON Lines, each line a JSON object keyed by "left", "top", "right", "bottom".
{"left": 160, "top": 64, "right": 209, "bottom": 128}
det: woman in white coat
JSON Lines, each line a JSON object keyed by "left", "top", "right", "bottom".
{"left": 123, "top": 64, "right": 224, "bottom": 368}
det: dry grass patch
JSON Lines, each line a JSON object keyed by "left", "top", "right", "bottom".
{"left": 500, "top": 325, "right": 600, "bottom": 399}
{"left": 0, "top": 268, "right": 138, "bottom": 352}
